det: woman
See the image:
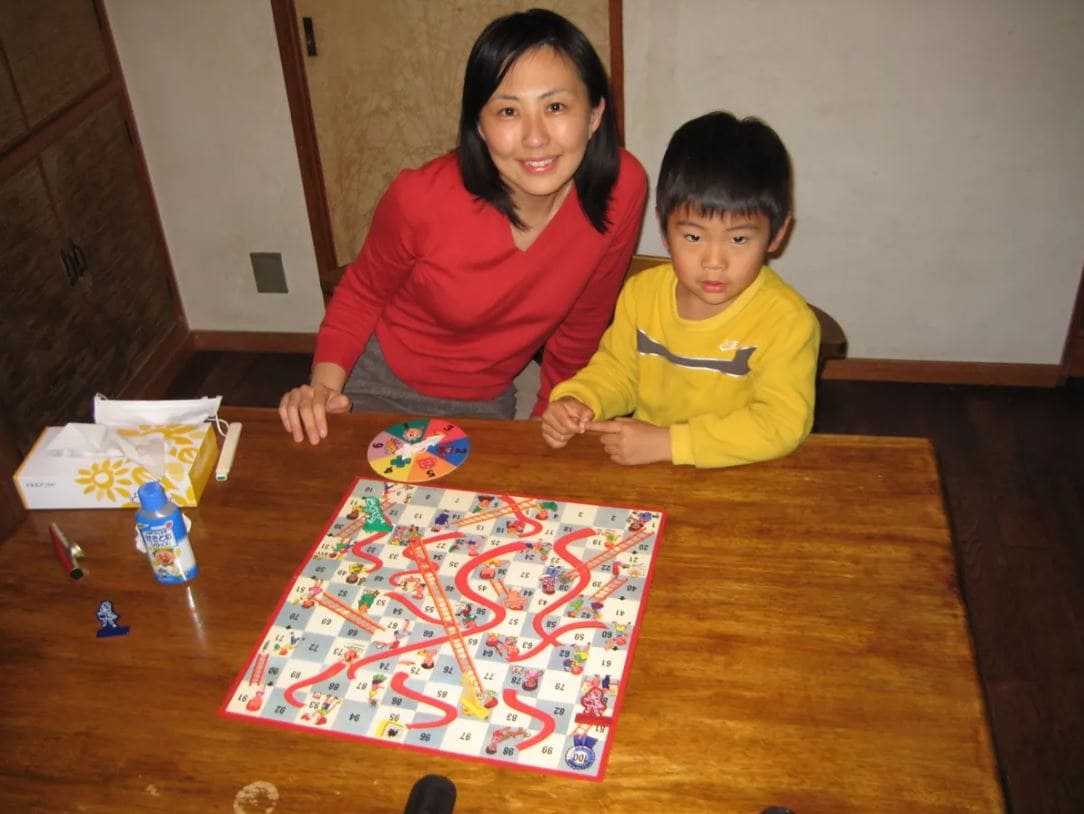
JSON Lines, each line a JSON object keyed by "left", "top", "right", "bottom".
{"left": 280, "top": 8, "right": 647, "bottom": 444}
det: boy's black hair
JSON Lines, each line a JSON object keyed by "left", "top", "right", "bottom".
{"left": 458, "top": 8, "right": 619, "bottom": 233}
{"left": 656, "top": 111, "right": 792, "bottom": 240}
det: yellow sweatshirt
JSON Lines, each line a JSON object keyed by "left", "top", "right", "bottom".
{"left": 550, "top": 263, "right": 819, "bottom": 468}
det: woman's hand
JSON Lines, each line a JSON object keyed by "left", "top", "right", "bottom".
{"left": 587, "top": 418, "right": 671, "bottom": 465}
{"left": 541, "top": 397, "right": 595, "bottom": 448}
{"left": 278, "top": 363, "right": 352, "bottom": 445}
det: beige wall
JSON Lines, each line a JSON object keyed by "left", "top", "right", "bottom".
{"left": 106, "top": 0, "right": 325, "bottom": 333}
{"left": 626, "top": 0, "right": 1084, "bottom": 364}
{"left": 108, "top": 1, "right": 1084, "bottom": 365}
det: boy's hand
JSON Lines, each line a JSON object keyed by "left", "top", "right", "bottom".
{"left": 587, "top": 418, "right": 672, "bottom": 465}
{"left": 541, "top": 397, "right": 595, "bottom": 448}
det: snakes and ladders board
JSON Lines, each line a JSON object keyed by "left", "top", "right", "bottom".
{"left": 221, "top": 477, "right": 665, "bottom": 781}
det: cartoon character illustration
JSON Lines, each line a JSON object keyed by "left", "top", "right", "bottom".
{"left": 609, "top": 622, "right": 631, "bottom": 650}
{"left": 416, "top": 649, "right": 437, "bottom": 669}
{"left": 301, "top": 692, "right": 341, "bottom": 725}
{"left": 300, "top": 582, "right": 323, "bottom": 608}
{"left": 369, "top": 674, "right": 386, "bottom": 706}
{"left": 540, "top": 564, "right": 563, "bottom": 594}
{"left": 457, "top": 602, "right": 485, "bottom": 628}
{"left": 245, "top": 685, "right": 268, "bottom": 712}
{"left": 485, "top": 726, "right": 527, "bottom": 754}
{"left": 479, "top": 559, "right": 502, "bottom": 580}
{"left": 522, "top": 669, "right": 544, "bottom": 691}
{"left": 486, "top": 634, "right": 521, "bottom": 659}
{"left": 391, "top": 621, "right": 413, "bottom": 647}
{"left": 580, "top": 685, "right": 609, "bottom": 717}
{"left": 276, "top": 629, "right": 302, "bottom": 656}
{"left": 564, "top": 643, "right": 590, "bottom": 674}
{"left": 472, "top": 494, "right": 496, "bottom": 512}
{"left": 323, "top": 538, "right": 353, "bottom": 559}
{"left": 600, "top": 530, "right": 622, "bottom": 549}
{"left": 503, "top": 587, "right": 527, "bottom": 611}
{"left": 151, "top": 548, "right": 182, "bottom": 579}
{"left": 524, "top": 541, "right": 553, "bottom": 561}
{"left": 535, "top": 501, "right": 558, "bottom": 520}
{"left": 500, "top": 636, "right": 521, "bottom": 658}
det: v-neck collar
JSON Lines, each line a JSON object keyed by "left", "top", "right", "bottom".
{"left": 506, "top": 183, "right": 580, "bottom": 255}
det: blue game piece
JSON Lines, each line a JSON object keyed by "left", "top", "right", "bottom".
{"left": 95, "top": 600, "right": 131, "bottom": 638}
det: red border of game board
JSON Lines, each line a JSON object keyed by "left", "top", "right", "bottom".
{"left": 218, "top": 476, "right": 666, "bottom": 782}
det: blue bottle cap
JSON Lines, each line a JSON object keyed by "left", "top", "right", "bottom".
{"left": 137, "top": 481, "right": 168, "bottom": 512}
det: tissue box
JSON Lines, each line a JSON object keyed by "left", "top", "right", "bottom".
{"left": 14, "top": 424, "right": 218, "bottom": 509}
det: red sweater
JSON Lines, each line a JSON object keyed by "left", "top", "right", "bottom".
{"left": 314, "top": 149, "right": 648, "bottom": 416}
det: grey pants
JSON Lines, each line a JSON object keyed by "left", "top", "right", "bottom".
{"left": 342, "top": 335, "right": 517, "bottom": 420}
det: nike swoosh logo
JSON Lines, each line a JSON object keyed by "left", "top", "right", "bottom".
{"left": 637, "top": 330, "right": 754, "bottom": 376}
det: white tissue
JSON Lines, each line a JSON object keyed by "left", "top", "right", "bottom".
{"left": 47, "top": 423, "right": 167, "bottom": 478}
{"left": 93, "top": 394, "right": 222, "bottom": 429}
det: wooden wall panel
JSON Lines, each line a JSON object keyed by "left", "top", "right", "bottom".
{"left": 0, "top": 0, "right": 110, "bottom": 128}
{"left": 0, "top": 57, "right": 26, "bottom": 152}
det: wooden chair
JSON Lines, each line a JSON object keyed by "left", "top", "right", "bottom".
{"left": 627, "top": 255, "right": 846, "bottom": 371}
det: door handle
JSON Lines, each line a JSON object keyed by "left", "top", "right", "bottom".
{"left": 303, "top": 17, "right": 317, "bottom": 56}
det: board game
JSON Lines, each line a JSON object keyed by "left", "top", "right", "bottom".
{"left": 222, "top": 477, "right": 665, "bottom": 780}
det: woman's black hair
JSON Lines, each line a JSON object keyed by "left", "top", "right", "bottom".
{"left": 656, "top": 111, "right": 792, "bottom": 241}
{"left": 457, "top": 8, "right": 619, "bottom": 233}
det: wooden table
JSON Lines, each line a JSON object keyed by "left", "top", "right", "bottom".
{"left": 0, "top": 408, "right": 1004, "bottom": 813}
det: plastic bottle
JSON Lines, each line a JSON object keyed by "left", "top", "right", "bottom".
{"left": 136, "top": 481, "right": 198, "bottom": 584}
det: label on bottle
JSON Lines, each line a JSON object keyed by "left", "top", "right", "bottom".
{"left": 137, "top": 513, "right": 198, "bottom": 584}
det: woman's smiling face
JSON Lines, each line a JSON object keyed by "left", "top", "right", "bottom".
{"left": 476, "top": 46, "right": 603, "bottom": 215}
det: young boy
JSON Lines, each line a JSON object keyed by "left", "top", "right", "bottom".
{"left": 541, "top": 111, "right": 819, "bottom": 468}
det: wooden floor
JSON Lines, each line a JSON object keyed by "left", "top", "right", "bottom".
{"left": 169, "top": 353, "right": 1084, "bottom": 814}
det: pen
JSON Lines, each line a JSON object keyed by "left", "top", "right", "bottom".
{"left": 216, "top": 422, "right": 243, "bottom": 481}
{"left": 49, "top": 523, "right": 86, "bottom": 580}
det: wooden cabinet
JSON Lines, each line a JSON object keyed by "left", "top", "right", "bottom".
{"left": 0, "top": 0, "right": 110, "bottom": 142}
{"left": 0, "top": 0, "right": 181, "bottom": 458}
